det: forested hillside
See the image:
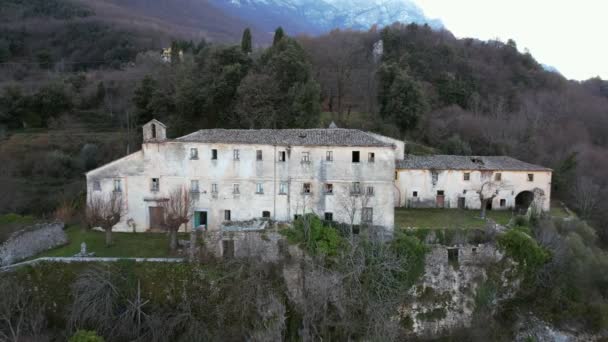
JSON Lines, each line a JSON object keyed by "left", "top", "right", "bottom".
{"left": 1, "top": 1, "right": 607, "bottom": 246}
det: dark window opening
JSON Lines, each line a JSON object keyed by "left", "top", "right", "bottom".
{"left": 413, "top": 191, "right": 418, "bottom": 197}
{"left": 151, "top": 124, "right": 156, "bottom": 139}
{"left": 151, "top": 178, "right": 159, "bottom": 192}
{"left": 437, "top": 190, "right": 445, "bottom": 196}
{"left": 464, "top": 172, "right": 470, "bottom": 181}
{"left": 211, "top": 149, "right": 218, "bottom": 160}
{"left": 303, "top": 183, "right": 311, "bottom": 194}
{"left": 352, "top": 151, "right": 360, "bottom": 163}
{"left": 222, "top": 240, "right": 235, "bottom": 258}
{"left": 495, "top": 173, "right": 502, "bottom": 181}
{"left": 527, "top": 173, "right": 534, "bottom": 182}
{"left": 500, "top": 199, "right": 506, "bottom": 207}
{"left": 294, "top": 214, "right": 302, "bottom": 220}
{"left": 448, "top": 248, "right": 459, "bottom": 263}
{"left": 190, "top": 148, "right": 198, "bottom": 160}
{"left": 262, "top": 211, "right": 271, "bottom": 218}
{"left": 279, "top": 151, "right": 286, "bottom": 162}
{"left": 324, "top": 212, "right": 333, "bottom": 221}
{"left": 362, "top": 207, "right": 373, "bottom": 223}
{"left": 256, "top": 150, "right": 263, "bottom": 161}
{"left": 368, "top": 152, "right": 375, "bottom": 163}
{"left": 224, "top": 210, "right": 231, "bottom": 221}
{"left": 324, "top": 183, "right": 333, "bottom": 194}
{"left": 352, "top": 182, "right": 361, "bottom": 194}
{"left": 326, "top": 151, "right": 333, "bottom": 161}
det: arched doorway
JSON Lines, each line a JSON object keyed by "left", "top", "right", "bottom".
{"left": 515, "top": 191, "right": 534, "bottom": 213}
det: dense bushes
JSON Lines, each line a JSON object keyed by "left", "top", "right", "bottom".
{"left": 497, "top": 227, "right": 550, "bottom": 276}
{"left": 282, "top": 214, "right": 345, "bottom": 256}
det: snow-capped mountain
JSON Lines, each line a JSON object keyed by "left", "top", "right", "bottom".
{"left": 209, "top": 0, "right": 442, "bottom": 34}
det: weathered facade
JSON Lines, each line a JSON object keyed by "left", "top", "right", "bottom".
{"left": 86, "top": 121, "right": 553, "bottom": 234}
{"left": 86, "top": 120, "right": 402, "bottom": 232}
{"left": 394, "top": 155, "right": 552, "bottom": 212}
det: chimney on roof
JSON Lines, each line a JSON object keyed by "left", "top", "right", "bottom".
{"left": 328, "top": 121, "right": 338, "bottom": 129}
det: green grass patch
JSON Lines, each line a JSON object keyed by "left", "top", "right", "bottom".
{"left": 395, "top": 208, "right": 512, "bottom": 230}
{"left": 549, "top": 201, "right": 572, "bottom": 219}
{"left": 0, "top": 213, "right": 36, "bottom": 225}
{"left": 36, "top": 226, "right": 181, "bottom": 258}
{"left": 0, "top": 213, "right": 37, "bottom": 242}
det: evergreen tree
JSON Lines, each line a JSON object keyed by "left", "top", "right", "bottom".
{"left": 378, "top": 66, "right": 428, "bottom": 132}
{"left": 241, "top": 28, "right": 252, "bottom": 53}
{"left": 273, "top": 27, "right": 285, "bottom": 46}
{"left": 170, "top": 41, "right": 180, "bottom": 65}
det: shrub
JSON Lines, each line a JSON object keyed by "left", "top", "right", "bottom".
{"left": 497, "top": 229, "right": 550, "bottom": 276}
{"left": 389, "top": 233, "right": 428, "bottom": 286}
{"left": 282, "top": 214, "right": 345, "bottom": 257}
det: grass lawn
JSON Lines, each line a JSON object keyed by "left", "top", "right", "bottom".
{"left": 37, "top": 226, "right": 181, "bottom": 258}
{"left": 395, "top": 208, "right": 513, "bottom": 230}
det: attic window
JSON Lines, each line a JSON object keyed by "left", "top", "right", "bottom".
{"left": 151, "top": 124, "right": 156, "bottom": 139}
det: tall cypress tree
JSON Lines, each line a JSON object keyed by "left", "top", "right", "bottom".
{"left": 241, "top": 28, "right": 252, "bottom": 53}
{"left": 273, "top": 27, "right": 285, "bottom": 46}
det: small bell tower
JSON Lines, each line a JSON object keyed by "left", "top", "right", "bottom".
{"left": 143, "top": 119, "right": 167, "bottom": 142}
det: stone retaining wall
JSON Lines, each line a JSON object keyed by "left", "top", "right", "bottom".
{"left": 0, "top": 222, "right": 67, "bottom": 266}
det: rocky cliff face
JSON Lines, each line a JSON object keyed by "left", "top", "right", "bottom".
{"left": 209, "top": 0, "right": 443, "bottom": 34}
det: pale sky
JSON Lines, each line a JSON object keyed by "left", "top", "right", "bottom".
{"left": 416, "top": 0, "right": 608, "bottom": 81}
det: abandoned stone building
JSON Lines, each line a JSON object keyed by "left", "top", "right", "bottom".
{"left": 394, "top": 155, "right": 552, "bottom": 212}
{"left": 86, "top": 120, "right": 552, "bottom": 233}
{"left": 86, "top": 120, "right": 403, "bottom": 232}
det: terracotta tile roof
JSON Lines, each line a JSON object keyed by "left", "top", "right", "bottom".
{"left": 175, "top": 128, "right": 395, "bottom": 147}
{"left": 396, "top": 155, "right": 552, "bottom": 171}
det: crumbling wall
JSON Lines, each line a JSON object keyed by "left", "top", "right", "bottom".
{"left": 400, "top": 244, "right": 520, "bottom": 338}
{"left": 0, "top": 222, "right": 67, "bottom": 266}
{"left": 202, "top": 230, "right": 285, "bottom": 263}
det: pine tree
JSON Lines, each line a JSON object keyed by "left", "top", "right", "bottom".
{"left": 273, "top": 27, "right": 285, "bottom": 46}
{"left": 241, "top": 28, "right": 252, "bottom": 53}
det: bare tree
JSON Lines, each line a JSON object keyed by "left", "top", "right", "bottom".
{"left": 571, "top": 176, "right": 601, "bottom": 219}
{"left": 337, "top": 183, "right": 373, "bottom": 237}
{"left": 0, "top": 276, "right": 45, "bottom": 342}
{"left": 86, "top": 193, "right": 124, "bottom": 247}
{"left": 160, "top": 187, "right": 194, "bottom": 252}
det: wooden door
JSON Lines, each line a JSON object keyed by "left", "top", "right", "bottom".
{"left": 436, "top": 195, "right": 445, "bottom": 208}
{"left": 149, "top": 207, "right": 165, "bottom": 230}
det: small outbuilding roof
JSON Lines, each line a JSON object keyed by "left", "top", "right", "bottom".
{"left": 175, "top": 128, "right": 394, "bottom": 147}
{"left": 396, "top": 155, "right": 552, "bottom": 172}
